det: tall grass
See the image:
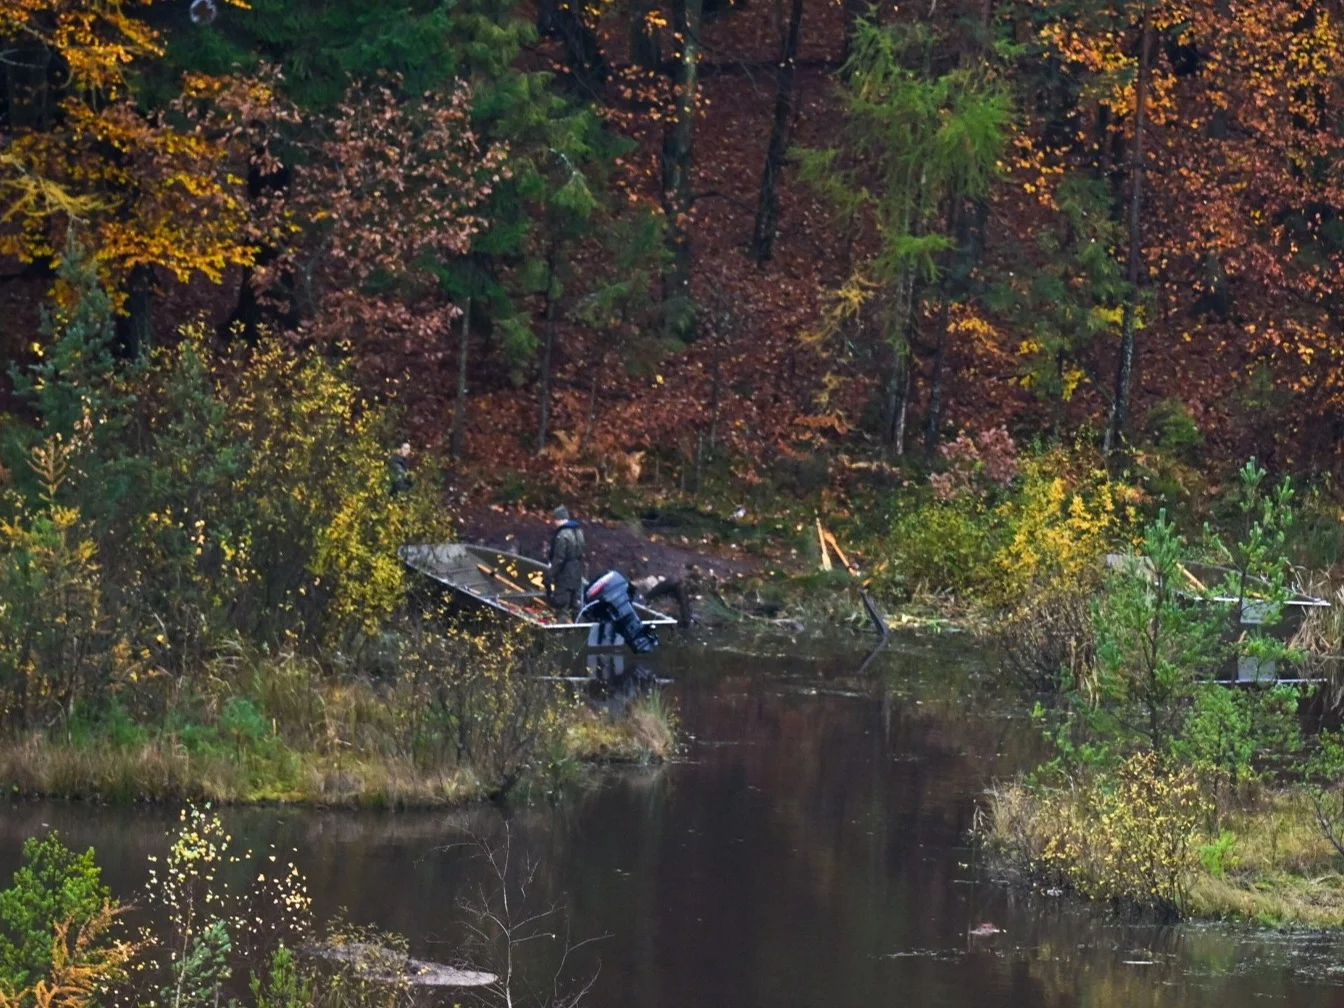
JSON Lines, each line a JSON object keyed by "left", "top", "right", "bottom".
{"left": 0, "top": 631, "right": 675, "bottom": 807}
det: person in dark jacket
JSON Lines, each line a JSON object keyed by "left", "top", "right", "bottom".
{"left": 546, "top": 505, "right": 585, "bottom": 616}
{"left": 389, "top": 441, "right": 413, "bottom": 494}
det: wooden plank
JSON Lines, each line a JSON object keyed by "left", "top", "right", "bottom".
{"left": 816, "top": 518, "right": 832, "bottom": 572}
{"left": 1176, "top": 562, "right": 1207, "bottom": 593}
{"left": 822, "top": 528, "right": 853, "bottom": 574}
{"left": 477, "top": 562, "right": 527, "bottom": 594}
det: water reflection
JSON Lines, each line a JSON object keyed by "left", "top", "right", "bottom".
{"left": 2, "top": 633, "right": 1343, "bottom": 1008}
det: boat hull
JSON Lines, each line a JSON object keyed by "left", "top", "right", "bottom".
{"left": 400, "top": 543, "right": 677, "bottom": 650}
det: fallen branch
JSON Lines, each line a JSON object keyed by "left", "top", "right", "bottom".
{"left": 709, "top": 584, "right": 805, "bottom": 632}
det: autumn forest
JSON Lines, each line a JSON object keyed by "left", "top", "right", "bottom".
{"left": 5, "top": 0, "right": 1342, "bottom": 485}
{"left": 13, "top": 0, "right": 1344, "bottom": 981}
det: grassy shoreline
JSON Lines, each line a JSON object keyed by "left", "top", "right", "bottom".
{"left": 0, "top": 698, "right": 674, "bottom": 808}
{"left": 0, "top": 631, "right": 678, "bottom": 809}
{"left": 988, "top": 780, "right": 1344, "bottom": 928}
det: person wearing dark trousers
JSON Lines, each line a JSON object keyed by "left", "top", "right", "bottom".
{"left": 546, "top": 505, "right": 585, "bottom": 617}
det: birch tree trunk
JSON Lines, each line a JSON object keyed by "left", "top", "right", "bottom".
{"left": 451, "top": 296, "right": 471, "bottom": 460}
{"left": 1105, "top": 6, "right": 1152, "bottom": 455}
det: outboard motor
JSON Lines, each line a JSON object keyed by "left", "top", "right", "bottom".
{"left": 580, "top": 570, "right": 659, "bottom": 654}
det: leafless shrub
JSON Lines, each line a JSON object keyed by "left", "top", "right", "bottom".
{"left": 996, "top": 590, "right": 1096, "bottom": 694}
{"left": 450, "top": 827, "right": 603, "bottom": 1008}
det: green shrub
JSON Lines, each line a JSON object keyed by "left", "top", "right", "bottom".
{"left": 1145, "top": 398, "right": 1203, "bottom": 459}
{"left": 0, "top": 250, "right": 450, "bottom": 732}
{"left": 66, "top": 698, "right": 149, "bottom": 750}
{"left": 1036, "top": 752, "right": 1210, "bottom": 915}
{"left": 1198, "top": 831, "right": 1238, "bottom": 880}
{"left": 0, "top": 833, "right": 110, "bottom": 992}
{"left": 219, "top": 698, "right": 269, "bottom": 752}
{"left": 251, "top": 946, "right": 313, "bottom": 1008}
{"left": 1171, "top": 685, "right": 1301, "bottom": 786}
{"left": 886, "top": 500, "right": 994, "bottom": 595}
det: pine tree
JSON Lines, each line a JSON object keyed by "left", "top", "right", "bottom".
{"left": 797, "top": 19, "right": 1010, "bottom": 453}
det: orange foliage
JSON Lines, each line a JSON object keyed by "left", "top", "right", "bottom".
{"left": 0, "top": 904, "right": 138, "bottom": 1008}
{"left": 1, "top": 0, "right": 265, "bottom": 293}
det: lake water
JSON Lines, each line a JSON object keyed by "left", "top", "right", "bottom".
{"left": 4, "top": 633, "right": 1344, "bottom": 1007}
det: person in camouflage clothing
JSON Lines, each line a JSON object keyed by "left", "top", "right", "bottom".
{"left": 546, "top": 505, "right": 585, "bottom": 617}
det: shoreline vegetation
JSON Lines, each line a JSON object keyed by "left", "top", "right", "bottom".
{"left": 643, "top": 446, "right": 1344, "bottom": 930}
{"left": 0, "top": 692, "right": 676, "bottom": 808}
{"left": 0, "top": 643, "right": 676, "bottom": 808}
{"left": 989, "top": 775, "right": 1344, "bottom": 929}
{"left": 0, "top": 255, "right": 675, "bottom": 812}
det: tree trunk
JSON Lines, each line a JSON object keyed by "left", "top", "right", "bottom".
{"left": 661, "top": 0, "right": 704, "bottom": 338}
{"left": 840, "top": 0, "right": 864, "bottom": 62}
{"left": 536, "top": 254, "right": 558, "bottom": 454}
{"left": 536, "top": 0, "right": 607, "bottom": 96}
{"left": 887, "top": 351, "right": 913, "bottom": 456}
{"left": 923, "top": 298, "right": 950, "bottom": 459}
{"left": 629, "top": 0, "right": 663, "bottom": 68}
{"left": 581, "top": 354, "right": 603, "bottom": 451}
{"left": 223, "top": 265, "right": 261, "bottom": 343}
{"left": 1104, "top": 8, "right": 1152, "bottom": 455}
{"left": 751, "top": 0, "right": 805, "bottom": 264}
{"left": 118, "top": 263, "right": 154, "bottom": 359}
{"left": 452, "top": 296, "right": 471, "bottom": 460}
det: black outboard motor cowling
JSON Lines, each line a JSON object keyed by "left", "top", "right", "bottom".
{"left": 580, "top": 570, "right": 659, "bottom": 654}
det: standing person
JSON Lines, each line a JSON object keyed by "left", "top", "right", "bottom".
{"left": 389, "top": 441, "right": 414, "bottom": 495}
{"left": 546, "top": 505, "right": 586, "bottom": 617}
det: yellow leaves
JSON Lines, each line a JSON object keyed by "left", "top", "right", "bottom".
{"left": 1060, "top": 366, "right": 1085, "bottom": 401}
{"left": 0, "top": 904, "right": 139, "bottom": 1008}
{"left": 1090, "top": 304, "right": 1124, "bottom": 329}
{"left": 1030, "top": 752, "right": 1209, "bottom": 911}
{"left": 947, "top": 305, "right": 1000, "bottom": 346}
{"left": 1, "top": 0, "right": 163, "bottom": 94}
{"left": 804, "top": 271, "right": 879, "bottom": 347}
{"left": 0, "top": 153, "right": 107, "bottom": 229}
{"left": 992, "top": 451, "right": 1128, "bottom": 602}
{"left": 812, "top": 371, "right": 849, "bottom": 410}
{"left": 1, "top": 22, "right": 285, "bottom": 292}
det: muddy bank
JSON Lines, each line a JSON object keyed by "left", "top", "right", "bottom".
{"left": 457, "top": 507, "right": 760, "bottom": 584}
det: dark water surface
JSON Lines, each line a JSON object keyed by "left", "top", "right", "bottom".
{"left": 5, "top": 634, "right": 1344, "bottom": 1007}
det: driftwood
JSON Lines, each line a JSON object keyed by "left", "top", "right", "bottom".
{"left": 855, "top": 591, "right": 891, "bottom": 676}
{"left": 301, "top": 941, "right": 497, "bottom": 988}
